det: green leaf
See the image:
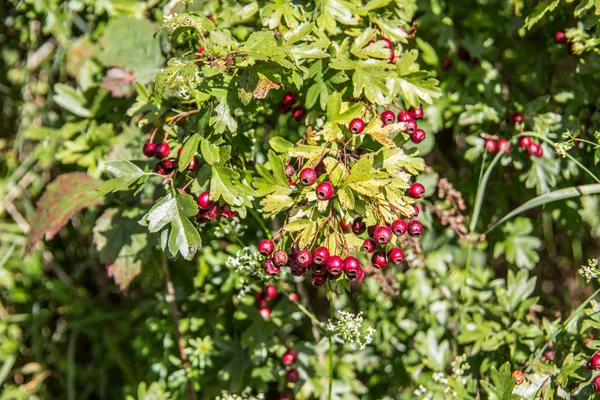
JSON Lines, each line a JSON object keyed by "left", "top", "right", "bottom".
{"left": 480, "top": 363, "right": 521, "bottom": 400}
{"left": 284, "top": 219, "right": 314, "bottom": 232}
{"left": 267, "top": 151, "right": 289, "bottom": 187}
{"left": 152, "top": 58, "right": 198, "bottom": 101}
{"left": 496, "top": 269, "right": 537, "bottom": 313}
{"left": 338, "top": 186, "right": 355, "bottom": 210}
{"left": 211, "top": 95, "right": 238, "bottom": 134}
{"left": 210, "top": 166, "right": 246, "bottom": 206}
{"left": 158, "top": 12, "right": 215, "bottom": 41}
{"left": 458, "top": 103, "right": 500, "bottom": 126}
{"left": 260, "top": 194, "right": 295, "bottom": 217}
{"left": 98, "top": 161, "right": 149, "bottom": 195}
{"left": 414, "top": 329, "right": 450, "bottom": 371}
{"left": 269, "top": 137, "right": 294, "bottom": 153}
{"left": 316, "top": 0, "right": 359, "bottom": 34}
{"left": 493, "top": 218, "right": 541, "bottom": 270}
{"left": 200, "top": 138, "right": 220, "bottom": 165}
{"left": 53, "top": 84, "right": 92, "bottom": 118}
{"left": 178, "top": 134, "right": 201, "bottom": 172}
{"left": 523, "top": 0, "right": 560, "bottom": 30}
{"left": 241, "top": 31, "right": 294, "bottom": 68}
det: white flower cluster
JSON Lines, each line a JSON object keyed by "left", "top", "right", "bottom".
{"left": 451, "top": 353, "right": 470, "bottom": 376}
{"left": 214, "top": 218, "right": 245, "bottom": 239}
{"left": 413, "top": 385, "right": 431, "bottom": 399}
{"left": 579, "top": 258, "right": 600, "bottom": 283}
{"left": 327, "top": 311, "right": 376, "bottom": 350}
{"left": 215, "top": 389, "right": 265, "bottom": 400}
{"left": 225, "top": 247, "right": 263, "bottom": 278}
{"left": 554, "top": 142, "right": 572, "bottom": 158}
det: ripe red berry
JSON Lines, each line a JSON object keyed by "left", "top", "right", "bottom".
{"left": 313, "top": 246, "right": 330, "bottom": 264}
{"left": 316, "top": 182, "right": 334, "bottom": 200}
{"left": 381, "top": 37, "right": 393, "bottom": 49}
{"left": 154, "top": 142, "right": 170, "bottom": 159}
{"left": 162, "top": 158, "right": 176, "bottom": 169}
{"left": 536, "top": 145, "right": 543, "bottom": 158}
{"left": 264, "top": 284, "right": 277, "bottom": 299}
{"left": 405, "top": 119, "right": 417, "bottom": 134}
{"left": 326, "top": 255, "right": 344, "bottom": 275}
{"left": 554, "top": 30, "right": 567, "bottom": 44}
{"left": 408, "top": 220, "right": 423, "bottom": 237}
{"left": 484, "top": 139, "right": 497, "bottom": 153}
{"left": 279, "top": 102, "right": 292, "bottom": 114}
{"left": 255, "top": 292, "right": 268, "bottom": 308}
{"left": 296, "top": 250, "right": 313, "bottom": 266}
{"left": 187, "top": 156, "right": 199, "bottom": 171}
{"left": 497, "top": 139, "right": 511, "bottom": 153}
{"left": 356, "top": 266, "right": 365, "bottom": 283}
{"left": 289, "top": 292, "right": 299, "bottom": 303}
{"left": 273, "top": 250, "right": 289, "bottom": 267}
{"left": 527, "top": 142, "right": 540, "bottom": 157}
{"left": 512, "top": 113, "right": 523, "bottom": 125}
{"left": 197, "top": 191, "right": 214, "bottom": 210}
{"left": 290, "top": 260, "right": 307, "bottom": 277}
{"left": 367, "top": 224, "right": 379, "bottom": 239}
{"left": 285, "top": 368, "right": 300, "bottom": 383}
{"left": 281, "top": 349, "right": 297, "bottom": 366}
{"left": 289, "top": 246, "right": 300, "bottom": 260}
{"left": 362, "top": 238, "right": 377, "bottom": 253}
{"left": 311, "top": 273, "right": 327, "bottom": 287}
{"left": 143, "top": 142, "right": 155, "bottom": 157}
{"left": 391, "top": 219, "right": 407, "bottom": 236}
{"left": 327, "top": 268, "right": 342, "bottom": 281}
{"left": 412, "top": 204, "right": 420, "bottom": 218}
{"left": 352, "top": 217, "right": 366, "bottom": 235}
{"left": 388, "top": 248, "right": 404, "bottom": 265}
{"left": 371, "top": 251, "right": 387, "bottom": 269}
{"left": 292, "top": 106, "right": 306, "bottom": 121}
{"left": 196, "top": 47, "right": 205, "bottom": 59}
{"left": 263, "top": 258, "right": 280, "bottom": 276}
{"left": 283, "top": 92, "right": 297, "bottom": 105}
{"left": 154, "top": 162, "right": 168, "bottom": 175}
{"left": 397, "top": 111, "right": 412, "bottom": 122}
{"left": 340, "top": 219, "right": 352, "bottom": 231}
{"left": 349, "top": 118, "right": 365, "bottom": 134}
{"left": 221, "top": 204, "right": 235, "bottom": 218}
{"left": 343, "top": 257, "right": 362, "bottom": 281}
{"left": 381, "top": 110, "right": 396, "bottom": 125}
{"left": 410, "top": 107, "right": 424, "bottom": 120}
{"left": 288, "top": 179, "right": 296, "bottom": 188}
{"left": 409, "top": 182, "right": 425, "bottom": 199}
{"left": 518, "top": 136, "right": 532, "bottom": 149}
{"left": 201, "top": 204, "right": 219, "bottom": 220}
{"left": 258, "top": 306, "right": 271, "bottom": 319}
{"left": 593, "top": 375, "right": 600, "bottom": 394}
{"left": 388, "top": 49, "right": 395, "bottom": 63}
{"left": 441, "top": 57, "right": 453, "bottom": 69}
{"left": 374, "top": 226, "right": 393, "bottom": 245}
{"left": 411, "top": 129, "right": 426, "bottom": 144}
{"left": 587, "top": 353, "right": 600, "bottom": 370}
{"left": 311, "top": 262, "right": 327, "bottom": 275}
{"left": 299, "top": 168, "right": 317, "bottom": 185}
{"left": 258, "top": 239, "right": 275, "bottom": 256}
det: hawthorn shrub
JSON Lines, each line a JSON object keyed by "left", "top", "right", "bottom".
{"left": 1, "top": 0, "right": 600, "bottom": 399}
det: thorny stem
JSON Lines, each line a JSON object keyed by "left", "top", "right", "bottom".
{"left": 161, "top": 256, "right": 196, "bottom": 400}
{"left": 327, "top": 281, "right": 335, "bottom": 400}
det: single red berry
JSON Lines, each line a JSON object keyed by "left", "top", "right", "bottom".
{"left": 381, "top": 37, "right": 393, "bottom": 49}
{"left": 316, "top": 182, "right": 334, "bottom": 200}
{"left": 285, "top": 165, "right": 295, "bottom": 176}
{"left": 311, "top": 262, "right": 327, "bottom": 276}
{"left": 340, "top": 219, "right": 352, "bottom": 231}
{"left": 498, "top": 139, "right": 511, "bottom": 153}
{"left": 363, "top": 238, "right": 377, "bottom": 253}
{"left": 397, "top": 111, "right": 412, "bottom": 122}
{"left": 285, "top": 368, "right": 300, "bottom": 383}
{"left": 311, "top": 273, "right": 327, "bottom": 287}
{"left": 411, "top": 129, "right": 426, "bottom": 144}
{"left": 374, "top": 226, "right": 393, "bottom": 245}
{"left": 343, "top": 257, "right": 362, "bottom": 281}
{"left": 587, "top": 353, "right": 600, "bottom": 370}
{"left": 258, "top": 306, "right": 271, "bottom": 319}
{"left": 356, "top": 266, "right": 365, "bottom": 283}
{"left": 409, "top": 182, "right": 425, "bottom": 199}
{"left": 388, "top": 49, "right": 395, "bottom": 63}
{"left": 281, "top": 349, "right": 297, "bottom": 366}
{"left": 371, "top": 251, "right": 387, "bottom": 269}
{"left": 405, "top": 119, "right": 417, "bottom": 134}
{"left": 313, "top": 247, "right": 330, "bottom": 264}
{"left": 441, "top": 57, "right": 453, "bottom": 69}
{"left": 391, "top": 219, "right": 408, "bottom": 236}
{"left": 162, "top": 158, "right": 176, "bottom": 169}
{"left": 290, "top": 260, "right": 308, "bottom": 277}
{"left": 258, "top": 239, "right": 275, "bottom": 256}
{"left": 519, "top": 136, "right": 532, "bottom": 149}
{"left": 296, "top": 250, "right": 313, "bottom": 266}
{"left": 352, "top": 217, "right": 366, "bottom": 235}
{"left": 289, "top": 292, "right": 299, "bottom": 303}
{"left": 327, "top": 268, "right": 342, "bottom": 281}
{"left": 196, "top": 47, "right": 205, "bottom": 59}
{"left": 367, "top": 224, "right": 380, "bottom": 239}
{"left": 408, "top": 220, "right": 423, "bottom": 237}
{"left": 204, "top": 204, "right": 220, "bottom": 220}
{"left": 288, "top": 179, "right": 296, "bottom": 188}
{"left": 221, "top": 204, "right": 235, "bottom": 218}
{"left": 187, "top": 156, "right": 199, "bottom": 171}
{"left": 512, "top": 113, "right": 523, "bottom": 125}
{"left": 388, "top": 248, "right": 404, "bottom": 265}
{"left": 326, "top": 255, "right": 344, "bottom": 275}
{"left": 536, "top": 145, "right": 543, "bottom": 158}
{"left": 299, "top": 168, "right": 317, "bottom": 185}
{"left": 289, "top": 246, "right": 300, "bottom": 260}
{"left": 143, "top": 142, "right": 155, "bottom": 157}
{"left": 279, "top": 102, "right": 292, "bottom": 114}
{"left": 283, "top": 92, "right": 297, "bottom": 105}
{"left": 314, "top": 161, "right": 326, "bottom": 177}
{"left": 410, "top": 107, "right": 424, "bottom": 120}
{"left": 177, "top": 147, "right": 183, "bottom": 156}
{"left": 527, "top": 142, "right": 540, "bottom": 157}
{"left": 273, "top": 250, "right": 290, "bottom": 267}
{"left": 292, "top": 106, "right": 306, "bottom": 121}
{"left": 484, "top": 139, "right": 497, "bottom": 153}
{"left": 154, "top": 142, "right": 170, "bottom": 159}
{"left": 154, "top": 162, "right": 168, "bottom": 175}
{"left": 255, "top": 292, "right": 269, "bottom": 308}
{"left": 197, "top": 192, "right": 214, "bottom": 210}
{"left": 349, "top": 118, "right": 365, "bottom": 134}
{"left": 593, "top": 375, "right": 600, "bottom": 394}
{"left": 412, "top": 204, "right": 420, "bottom": 218}
{"left": 381, "top": 110, "right": 396, "bottom": 125}
{"left": 554, "top": 30, "right": 567, "bottom": 44}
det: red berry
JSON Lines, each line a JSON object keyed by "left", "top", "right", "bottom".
{"left": 279, "top": 102, "right": 292, "bottom": 114}
{"left": 258, "top": 239, "right": 275, "bottom": 256}
{"left": 381, "top": 38, "right": 393, "bottom": 49}
{"left": 587, "top": 353, "right": 600, "bottom": 370}
{"left": 409, "top": 182, "right": 425, "bottom": 199}
{"left": 311, "top": 273, "right": 327, "bottom": 287}
{"left": 285, "top": 368, "right": 300, "bottom": 383}
{"left": 263, "top": 257, "right": 278, "bottom": 275}
{"left": 162, "top": 158, "right": 176, "bottom": 169}
{"left": 255, "top": 293, "right": 268, "bottom": 307}
{"left": 326, "top": 255, "right": 344, "bottom": 275}
{"left": 343, "top": 257, "right": 362, "bottom": 281}
{"left": 498, "top": 139, "right": 511, "bottom": 153}
{"left": 143, "top": 142, "right": 155, "bottom": 157}
{"left": 292, "top": 106, "right": 306, "bottom": 121}
{"left": 412, "top": 204, "right": 420, "bottom": 218}
{"left": 388, "top": 49, "right": 395, "bottom": 63}
{"left": 356, "top": 266, "right": 365, "bottom": 283}
{"left": 221, "top": 204, "right": 235, "bottom": 218}
{"left": 281, "top": 349, "right": 297, "bottom": 366}
{"left": 187, "top": 156, "right": 199, "bottom": 171}
{"left": 352, "top": 217, "right": 366, "bottom": 235}
{"left": 374, "top": 226, "right": 393, "bottom": 245}
{"left": 388, "top": 248, "right": 404, "bottom": 265}
{"left": 397, "top": 111, "right": 412, "bottom": 122}
{"left": 367, "top": 224, "right": 379, "bottom": 239}
{"left": 408, "top": 220, "right": 423, "bottom": 237}
{"left": 349, "top": 118, "right": 365, "bottom": 134}
{"left": 273, "top": 250, "right": 289, "bottom": 267}
{"left": 405, "top": 119, "right": 417, "bottom": 134}
{"left": 299, "top": 168, "right": 317, "bottom": 185}
{"left": 512, "top": 113, "right": 523, "bottom": 125}
{"left": 196, "top": 47, "right": 205, "bottom": 59}
{"left": 327, "top": 268, "right": 342, "bottom": 281}
{"left": 263, "top": 285, "right": 277, "bottom": 300}
{"left": 536, "top": 145, "right": 543, "bottom": 158}
{"left": 258, "top": 307, "right": 271, "bottom": 319}
{"left": 311, "top": 262, "right": 327, "bottom": 275}
{"left": 362, "top": 238, "right": 377, "bottom": 253}
{"left": 296, "top": 250, "right": 313, "bottom": 266}
{"left": 283, "top": 92, "right": 297, "bottom": 105}
{"left": 201, "top": 204, "right": 219, "bottom": 220}
{"left": 410, "top": 107, "right": 424, "bottom": 120}
{"left": 411, "top": 129, "right": 426, "bottom": 144}
{"left": 154, "top": 162, "right": 168, "bottom": 175}
{"left": 484, "top": 139, "right": 497, "bottom": 153}
{"left": 554, "top": 30, "right": 567, "bottom": 44}
{"left": 381, "top": 110, "right": 396, "bottom": 125}
{"left": 458, "top": 47, "right": 470, "bottom": 61}
{"left": 285, "top": 165, "right": 295, "bottom": 176}
{"left": 154, "top": 142, "right": 170, "bottom": 159}
{"left": 593, "top": 375, "right": 600, "bottom": 394}
{"left": 290, "top": 260, "right": 308, "bottom": 277}
{"left": 391, "top": 219, "right": 408, "bottom": 236}
{"left": 527, "top": 142, "right": 540, "bottom": 157}
{"left": 288, "top": 179, "right": 296, "bottom": 188}
{"left": 340, "top": 219, "right": 352, "bottom": 231}
{"left": 197, "top": 192, "right": 214, "bottom": 210}
{"left": 316, "top": 182, "right": 334, "bottom": 200}
{"left": 289, "top": 246, "right": 300, "bottom": 260}
{"left": 289, "top": 292, "right": 299, "bottom": 303}
{"left": 441, "top": 58, "right": 453, "bottom": 69}
{"left": 518, "top": 136, "right": 532, "bottom": 149}
{"left": 371, "top": 251, "right": 387, "bottom": 269}
{"left": 313, "top": 246, "right": 330, "bottom": 264}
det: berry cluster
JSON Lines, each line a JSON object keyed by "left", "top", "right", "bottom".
{"left": 143, "top": 140, "right": 200, "bottom": 175}
{"left": 586, "top": 352, "right": 600, "bottom": 394}
{"left": 254, "top": 284, "right": 299, "bottom": 320}
{"left": 480, "top": 113, "right": 544, "bottom": 159}
{"left": 196, "top": 191, "right": 236, "bottom": 221}
{"left": 281, "top": 349, "right": 299, "bottom": 384}
{"left": 380, "top": 106, "right": 426, "bottom": 144}
{"left": 278, "top": 92, "right": 307, "bottom": 122}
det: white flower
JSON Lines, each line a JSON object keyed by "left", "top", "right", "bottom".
{"left": 327, "top": 311, "right": 375, "bottom": 351}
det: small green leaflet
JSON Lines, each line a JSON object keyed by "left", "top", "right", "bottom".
{"left": 284, "top": 219, "right": 314, "bottom": 232}
{"left": 523, "top": 0, "right": 560, "bottom": 30}
{"left": 153, "top": 58, "right": 198, "bottom": 101}
{"left": 316, "top": 0, "right": 359, "bottom": 34}
{"left": 98, "top": 160, "right": 150, "bottom": 195}
{"left": 210, "top": 166, "right": 246, "bottom": 206}
{"left": 493, "top": 217, "right": 541, "bottom": 270}
{"left": 480, "top": 362, "right": 521, "bottom": 400}
{"left": 210, "top": 95, "right": 238, "bottom": 134}
{"left": 179, "top": 134, "right": 201, "bottom": 172}
{"left": 157, "top": 12, "right": 215, "bottom": 41}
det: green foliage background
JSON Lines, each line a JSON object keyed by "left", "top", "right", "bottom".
{"left": 1, "top": 0, "right": 600, "bottom": 399}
